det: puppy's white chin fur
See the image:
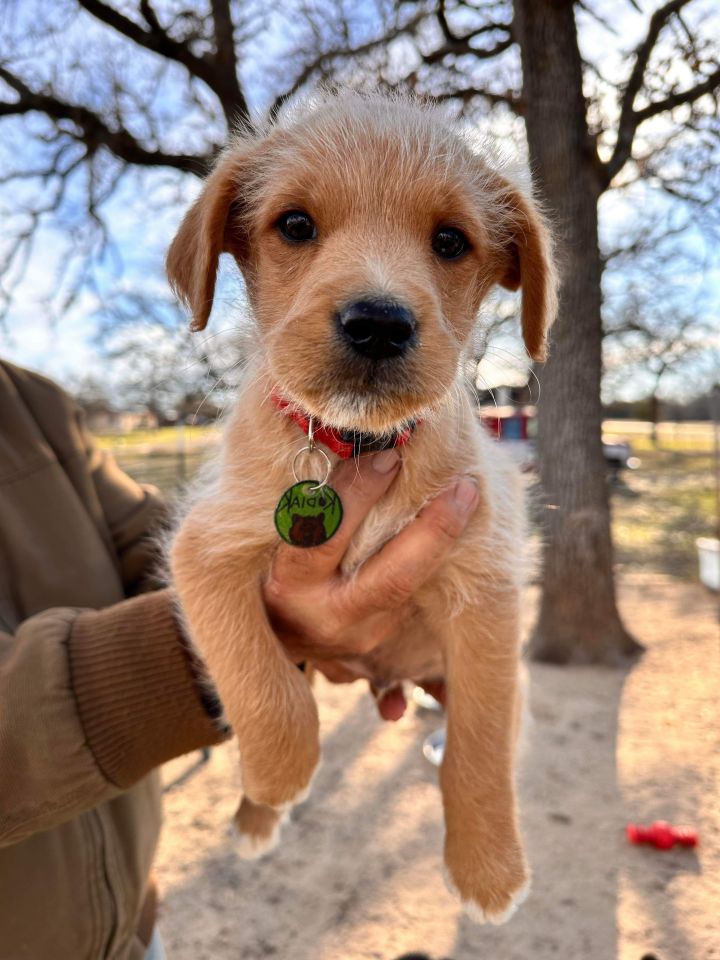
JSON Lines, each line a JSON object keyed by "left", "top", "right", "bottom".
{"left": 281, "top": 387, "right": 436, "bottom": 436}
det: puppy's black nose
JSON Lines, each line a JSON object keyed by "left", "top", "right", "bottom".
{"left": 337, "top": 298, "right": 417, "bottom": 360}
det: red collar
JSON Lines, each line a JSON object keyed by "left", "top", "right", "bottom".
{"left": 271, "top": 394, "right": 416, "bottom": 459}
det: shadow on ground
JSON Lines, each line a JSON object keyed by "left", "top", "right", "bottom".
{"left": 154, "top": 575, "right": 719, "bottom": 960}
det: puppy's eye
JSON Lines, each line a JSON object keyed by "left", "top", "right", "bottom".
{"left": 432, "top": 227, "right": 469, "bottom": 260}
{"left": 277, "top": 210, "right": 316, "bottom": 243}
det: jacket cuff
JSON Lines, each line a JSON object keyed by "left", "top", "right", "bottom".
{"left": 68, "top": 588, "right": 229, "bottom": 790}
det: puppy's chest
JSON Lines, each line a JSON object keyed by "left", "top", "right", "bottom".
{"left": 340, "top": 497, "right": 419, "bottom": 575}
{"left": 337, "top": 449, "right": 481, "bottom": 577}
{"left": 338, "top": 453, "right": 483, "bottom": 580}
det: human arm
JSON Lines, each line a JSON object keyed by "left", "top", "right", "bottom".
{"left": 0, "top": 588, "right": 227, "bottom": 847}
{"left": 0, "top": 363, "right": 226, "bottom": 845}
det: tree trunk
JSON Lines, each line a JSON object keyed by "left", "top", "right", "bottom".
{"left": 514, "top": 0, "right": 642, "bottom": 664}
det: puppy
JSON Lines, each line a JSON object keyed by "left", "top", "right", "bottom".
{"left": 167, "top": 90, "right": 557, "bottom": 923}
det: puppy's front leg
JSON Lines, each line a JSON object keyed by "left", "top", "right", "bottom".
{"left": 172, "top": 520, "right": 320, "bottom": 850}
{"left": 440, "top": 590, "right": 529, "bottom": 923}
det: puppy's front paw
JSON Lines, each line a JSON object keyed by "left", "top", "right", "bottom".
{"left": 444, "top": 836, "right": 530, "bottom": 924}
{"left": 234, "top": 822, "right": 283, "bottom": 860}
{"left": 233, "top": 796, "right": 288, "bottom": 860}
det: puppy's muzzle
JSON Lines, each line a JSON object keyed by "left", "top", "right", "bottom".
{"left": 336, "top": 298, "right": 417, "bottom": 361}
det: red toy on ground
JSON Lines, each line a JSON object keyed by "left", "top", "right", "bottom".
{"left": 626, "top": 820, "right": 698, "bottom": 850}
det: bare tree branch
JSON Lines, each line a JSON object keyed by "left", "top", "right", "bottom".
{"left": 576, "top": 2, "right": 620, "bottom": 36}
{"left": 602, "top": 0, "right": 718, "bottom": 183}
{"left": 436, "top": 0, "right": 512, "bottom": 56}
{"left": 209, "top": 0, "right": 248, "bottom": 124}
{"left": 77, "top": 0, "right": 211, "bottom": 83}
{"left": 270, "top": 7, "right": 430, "bottom": 118}
{"left": 270, "top": 1, "right": 515, "bottom": 120}
{"left": 77, "top": 0, "right": 247, "bottom": 125}
{"left": 0, "top": 101, "right": 25, "bottom": 117}
{"left": 0, "top": 65, "right": 211, "bottom": 174}
{"left": 632, "top": 65, "right": 720, "bottom": 125}
{"left": 423, "top": 33, "right": 513, "bottom": 65}
{"left": 601, "top": 218, "right": 689, "bottom": 266}
{"left": 429, "top": 85, "right": 522, "bottom": 113}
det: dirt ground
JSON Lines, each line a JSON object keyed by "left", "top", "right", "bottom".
{"left": 154, "top": 574, "right": 719, "bottom": 960}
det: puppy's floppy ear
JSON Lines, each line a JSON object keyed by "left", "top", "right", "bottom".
{"left": 166, "top": 150, "right": 249, "bottom": 332}
{"left": 494, "top": 178, "right": 559, "bottom": 362}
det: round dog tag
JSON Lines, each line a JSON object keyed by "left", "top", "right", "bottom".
{"left": 274, "top": 481, "right": 343, "bottom": 547}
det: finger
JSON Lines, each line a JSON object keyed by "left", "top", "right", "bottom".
{"left": 314, "top": 661, "right": 362, "bottom": 684}
{"left": 286, "top": 604, "right": 408, "bottom": 664}
{"left": 371, "top": 683, "right": 408, "bottom": 722}
{"left": 271, "top": 449, "right": 402, "bottom": 584}
{"left": 347, "top": 477, "right": 480, "bottom": 614}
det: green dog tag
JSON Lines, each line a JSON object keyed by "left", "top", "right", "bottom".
{"left": 274, "top": 481, "right": 343, "bottom": 547}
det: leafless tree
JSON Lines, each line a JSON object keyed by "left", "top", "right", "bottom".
{"left": 306, "top": 0, "right": 719, "bottom": 662}
{"left": 0, "top": 0, "right": 424, "bottom": 410}
{"left": 91, "top": 287, "right": 245, "bottom": 420}
{"left": 1, "top": 0, "right": 718, "bottom": 662}
{"left": 0, "top": 0, "right": 425, "bottom": 320}
{"left": 603, "top": 247, "right": 718, "bottom": 443}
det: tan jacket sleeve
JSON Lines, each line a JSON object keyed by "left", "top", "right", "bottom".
{"left": 0, "top": 589, "right": 227, "bottom": 847}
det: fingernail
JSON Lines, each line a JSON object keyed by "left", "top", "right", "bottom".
{"left": 454, "top": 477, "right": 479, "bottom": 513}
{"left": 372, "top": 449, "right": 401, "bottom": 474}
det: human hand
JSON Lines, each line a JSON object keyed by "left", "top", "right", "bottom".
{"left": 262, "top": 449, "right": 479, "bottom": 718}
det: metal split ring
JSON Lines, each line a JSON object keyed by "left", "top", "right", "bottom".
{"left": 291, "top": 444, "right": 331, "bottom": 492}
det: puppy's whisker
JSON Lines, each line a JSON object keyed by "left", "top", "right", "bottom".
{"left": 475, "top": 374, "right": 499, "bottom": 415}
{"left": 526, "top": 365, "right": 541, "bottom": 406}
{"left": 463, "top": 369, "right": 485, "bottom": 413}
{"left": 191, "top": 358, "right": 245, "bottom": 424}
{"left": 482, "top": 343, "right": 542, "bottom": 406}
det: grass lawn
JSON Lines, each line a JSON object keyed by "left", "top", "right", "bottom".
{"left": 612, "top": 450, "right": 716, "bottom": 579}
{"left": 96, "top": 424, "right": 220, "bottom": 450}
{"left": 102, "top": 424, "right": 219, "bottom": 493}
{"left": 105, "top": 422, "right": 718, "bottom": 583}
{"left": 603, "top": 421, "right": 718, "bottom": 580}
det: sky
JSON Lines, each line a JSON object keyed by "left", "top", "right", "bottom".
{"left": 0, "top": 0, "right": 718, "bottom": 403}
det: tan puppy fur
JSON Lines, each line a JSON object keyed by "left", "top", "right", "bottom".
{"left": 167, "top": 90, "right": 558, "bottom": 923}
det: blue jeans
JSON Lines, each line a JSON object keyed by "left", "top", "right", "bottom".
{"left": 144, "top": 928, "right": 167, "bottom": 960}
